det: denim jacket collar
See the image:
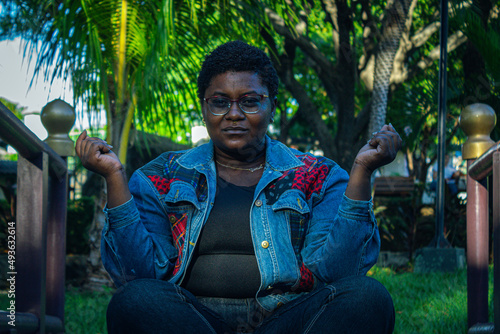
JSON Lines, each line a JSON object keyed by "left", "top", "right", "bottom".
{"left": 177, "top": 135, "right": 304, "bottom": 172}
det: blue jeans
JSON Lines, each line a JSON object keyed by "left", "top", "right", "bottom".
{"left": 107, "top": 276, "right": 395, "bottom": 333}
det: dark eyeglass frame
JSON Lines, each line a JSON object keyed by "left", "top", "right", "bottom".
{"left": 204, "top": 94, "right": 269, "bottom": 116}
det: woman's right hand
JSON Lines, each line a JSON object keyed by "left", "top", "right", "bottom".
{"left": 75, "top": 130, "right": 123, "bottom": 179}
{"left": 75, "top": 130, "right": 132, "bottom": 208}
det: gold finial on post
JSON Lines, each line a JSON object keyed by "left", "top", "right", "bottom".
{"left": 460, "top": 103, "right": 496, "bottom": 160}
{"left": 41, "top": 99, "right": 76, "bottom": 157}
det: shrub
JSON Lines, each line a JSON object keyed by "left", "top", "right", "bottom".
{"left": 375, "top": 191, "right": 467, "bottom": 258}
{"left": 66, "top": 197, "right": 94, "bottom": 255}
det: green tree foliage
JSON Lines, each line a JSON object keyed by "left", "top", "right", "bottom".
{"left": 0, "top": 0, "right": 215, "bottom": 165}
{"left": 0, "top": 97, "right": 25, "bottom": 120}
{"left": 3, "top": 0, "right": 498, "bottom": 255}
{"left": 1, "top": 0, "right": 477, "bottom": 171}
{"left": 0, "top": 0, "right": 299, "bottom": 285}
{"left": 451, "top": 0, "right": 500, "bottom": 136}
{"left": 222, "top": 0, "right": 470, "bottom": 170}
{"left": 378, "top": 0, "right": 500, "bottom": 251}
{"left": 0, "top": 0, "right": 296, "bottom": 165}
{"left": 386, "top": 0, "right": 500, "bottom": 183}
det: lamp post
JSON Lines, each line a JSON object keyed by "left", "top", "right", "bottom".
{"left": 428, "top": 0, "right": 450, "bottom": 248}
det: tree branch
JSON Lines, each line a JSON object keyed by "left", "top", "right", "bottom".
{"left": 334, "top": 1, "right": 356, "bottom": 146}
{"left": 411, "top": 22, "right": 440, "bottom": 49}
{"left": 319, "top": 0, "right": 340, "bottom": 57}
{"left": 265, "top": 6, "right": 339, "bottom": 111}
{"left": 265, "top": 8, "right": 336, "bottom": 74}
{"left": 394, "top": 31, "right": 467, "bottom": 85}
{"left": 279, "top": 64, "right": 337, "bottom": 158}
{"left": 354, "top": 98, "right": 372, "bottom": 139}
{"left": 357, "top": 0, "right": 378, "bottom": 73}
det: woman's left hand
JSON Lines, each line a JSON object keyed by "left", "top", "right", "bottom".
{"left": 354, "top": 124, "right": 402, "bottom": 174}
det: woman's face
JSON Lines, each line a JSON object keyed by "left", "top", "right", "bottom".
{"left": 202, "top": 71, "right": 276, "bottom": 161}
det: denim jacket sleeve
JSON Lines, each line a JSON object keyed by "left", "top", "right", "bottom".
{"left": 101, "top": 170, "right": 177, "bottom": 286}
{"left": 301, "top": 165, "right": 380, "bottom": 283}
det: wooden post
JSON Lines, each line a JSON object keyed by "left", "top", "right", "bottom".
{"left": 0, "top": 99, "right": 71, "bottom": 332}
{"left": 466, "top": 160, "right": 490, "bottom": 327}
{"left": 41, "top": 99, "right": 75, "bottom": 328}
{"left": 460, "top": 103, "right": 496, "bottom": 328}
{"left": 494, "top": 152, "right": 500, "bottom": 334}
{"left": 16, "top": 153, "right": 49, "bottom": 334}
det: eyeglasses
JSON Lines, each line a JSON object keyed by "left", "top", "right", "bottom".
{"left": 204, "top": 94, "right": 269, "bottom": 116}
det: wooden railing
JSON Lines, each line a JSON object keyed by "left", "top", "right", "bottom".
{"left": 0, "top": 100, "right": 75, "bottom": 334}
{"left": 465, "top": 141, "right": 500, "bottom": 334}
{"left": 460, "top": 103, "right": 497, "bottom": 334}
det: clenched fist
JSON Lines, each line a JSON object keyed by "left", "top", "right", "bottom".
{"left": 354, "top": 124, "right": 402, "bottom": 174}
{"left": 75, "top": 130, "right": 124, "bottom": 180}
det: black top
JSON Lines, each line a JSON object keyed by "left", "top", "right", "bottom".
{"left": 181, "top": 177, "right": 261, "bottom": 298}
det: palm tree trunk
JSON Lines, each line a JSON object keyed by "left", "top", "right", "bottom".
{"left": 368, "top": 0, "right": 412, "bottom": 135}
{"left": 85, "top": 0, "right": 133, "bottom": 290}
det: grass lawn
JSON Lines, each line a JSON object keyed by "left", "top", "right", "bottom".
{"left": 368, "top": 266, "right": 488, "bottom": 333}
{"left": 0, "top": 266, "right": 492, "bottom": 333}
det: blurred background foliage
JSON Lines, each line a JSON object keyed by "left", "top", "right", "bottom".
{"left": 0, "top": 0, "right": 499, "bottom": 266}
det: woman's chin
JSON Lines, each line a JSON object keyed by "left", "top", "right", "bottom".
{"left": 216, "top": 141, "right": 265, "bottom": 160}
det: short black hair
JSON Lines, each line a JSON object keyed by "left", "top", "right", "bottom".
{"left": 197, "top": 41, "right": 279, "bottom": 102}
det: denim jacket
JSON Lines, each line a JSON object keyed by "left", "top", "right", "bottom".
{"left": 102, "top": 136, "right": 380, "bottom": 312}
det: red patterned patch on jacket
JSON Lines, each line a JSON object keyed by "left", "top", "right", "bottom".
{"left": 148, "top": 175, "right": 176, "bottom": 195}
{"left": 168, "top": 212, "right": 188, "bottom": 276}
{"left": 292, "top": 156, "right": 329, "bottom": 200}
{"left": 298, "top": 263, "right": 315, "bottom": 291}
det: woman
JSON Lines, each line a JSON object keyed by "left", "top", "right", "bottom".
{"left": 76, "top": 41, "right": 400, "bottom": 333}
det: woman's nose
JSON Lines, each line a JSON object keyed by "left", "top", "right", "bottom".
{"left": 225, "top": 101, "right": 245, "bottom": 120}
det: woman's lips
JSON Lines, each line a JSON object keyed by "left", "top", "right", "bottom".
{"left": 222, "top": 127, "right": 248, "bottom": 134}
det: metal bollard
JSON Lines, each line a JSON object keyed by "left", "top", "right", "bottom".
{"left": 460, "top": 103, "right": 496, "bottom": 329}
